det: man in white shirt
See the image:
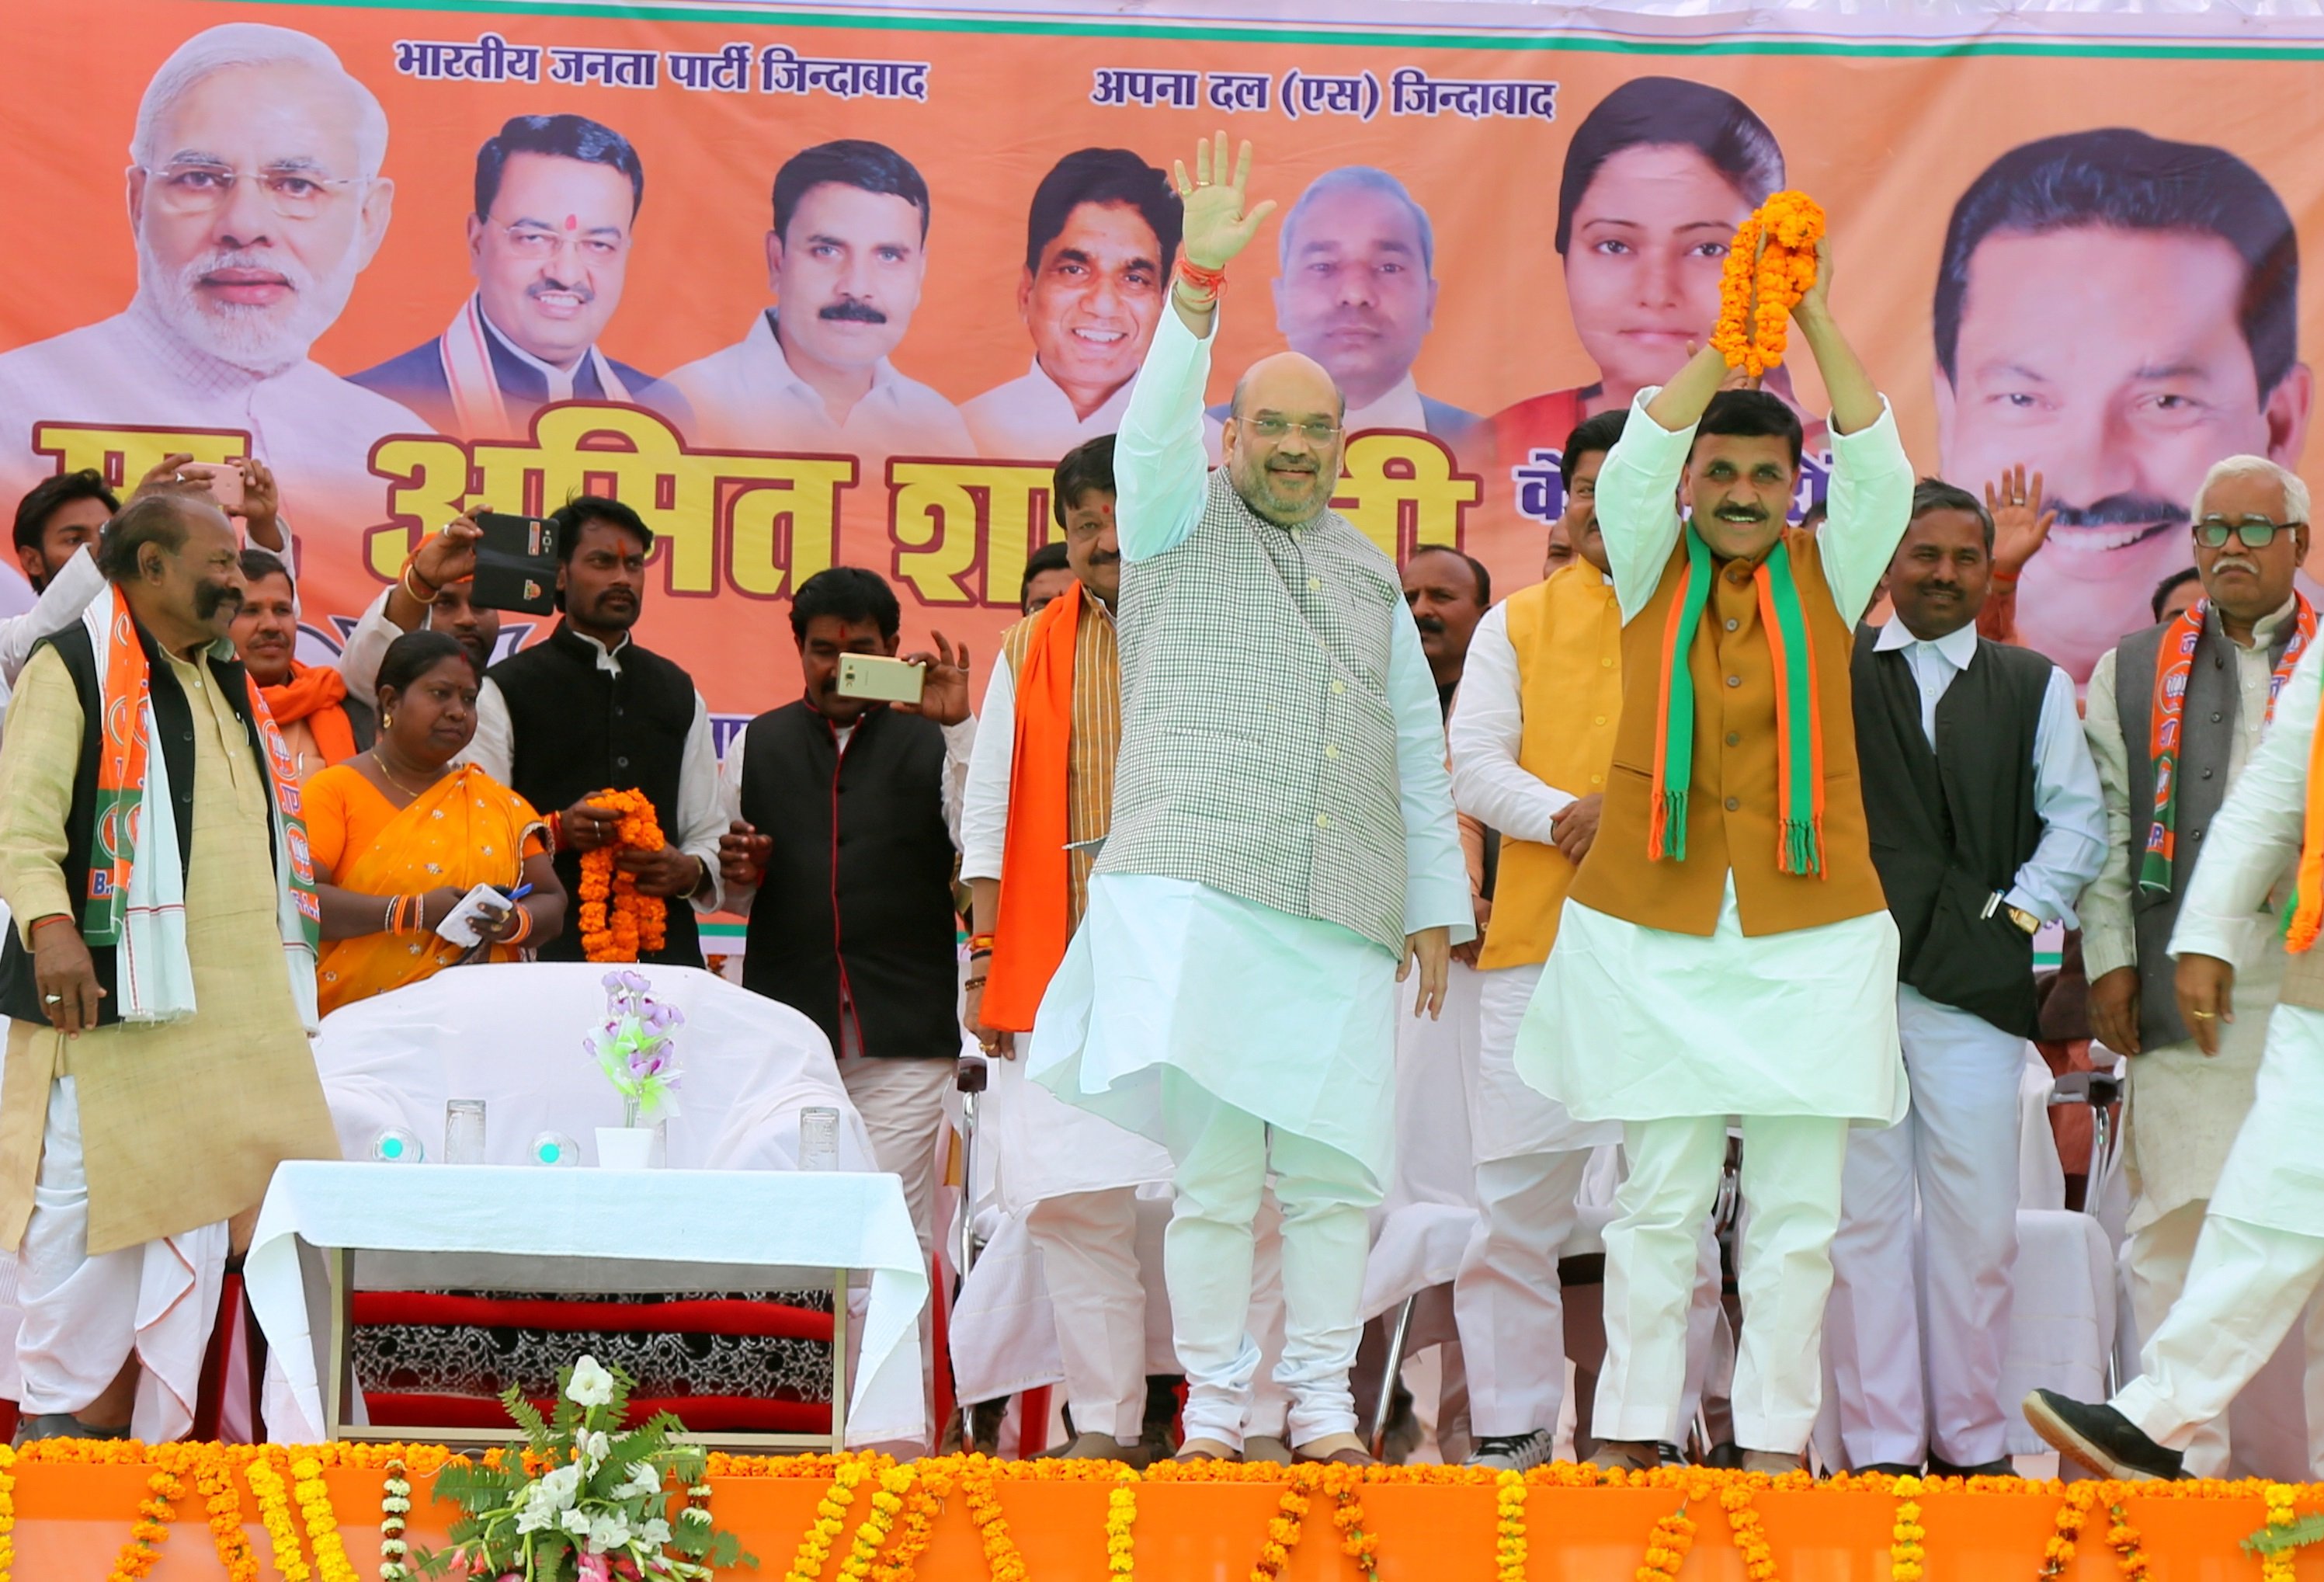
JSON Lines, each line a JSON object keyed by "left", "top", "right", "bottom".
{"left": 353, "top": 113, "right": 689, "bottom": 436}
{"left": 671, "top": 140, "right": 972, "bottom": 461}
{"left": 1216, "top": 167, "right": 1475, "bottom": 450}
{"left": 1827, "top": 479, "right": 2106, "bottom": 1477}
{"left": 0, "top": 23, "right": 425, "bottom": 617}
{"left": 963, "top": 150, "right": 1181, "bottom": 462}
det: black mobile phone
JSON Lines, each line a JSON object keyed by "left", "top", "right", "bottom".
{"left": 469, "top": 512, "right": 560, "bottom": 615}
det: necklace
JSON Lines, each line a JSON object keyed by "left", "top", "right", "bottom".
{"left": 370, "top": 748, "right": 436, "bottom": 801}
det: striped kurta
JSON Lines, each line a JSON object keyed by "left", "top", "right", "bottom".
{"left": 999, "top": 585, "right": 1120, "bottom": 930}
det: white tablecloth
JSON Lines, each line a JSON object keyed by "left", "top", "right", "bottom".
{"left": 248, "top": 1161, "right": 929, "bottom": 1447}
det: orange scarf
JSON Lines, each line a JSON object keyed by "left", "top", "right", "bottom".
{"left": 261, "top": 661, "right": 357, "bottom": 768}
{"left": 984, "top": 590, "right": 1081, "bottom": 1031}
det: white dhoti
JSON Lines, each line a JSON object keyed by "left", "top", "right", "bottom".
{"left": 1032, "top": 876, "right": 1404, "bottom": 1447}
{"left": 16, "top": 1076, "right": 227, "bottom": 1441}
{"left": 2113, "top": 1001, "right": 2324, "bottom": 1472}
{"left": 1454, "top": 961, "right": 1619, "bottom": 1438}
{"left": 1518, "top": 885, "right": 1906, "bottom": 1455}
{"left": 1828, "top": 986, "right": 2025, "bottom": 1467}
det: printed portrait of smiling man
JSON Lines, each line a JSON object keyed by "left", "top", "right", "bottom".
{"left": 961, "top": 147, "right": 1182, "bottom": 462}
{"left": 0, "top": 23, "right": 426, "bottom": 614}
{"left": 672, "top": 137, "right": 973, "bottom": 461}
{"left": 353, "top": 113, "right": 690, "bottom": 437}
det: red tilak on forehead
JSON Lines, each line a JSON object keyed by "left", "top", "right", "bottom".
{"left": 564, "top": 214, "right": 578, "bottom": 231}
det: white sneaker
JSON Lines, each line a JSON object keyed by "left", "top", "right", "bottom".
{"left": 1466, "top": 1429, "right": 1555, "bottom": 1471}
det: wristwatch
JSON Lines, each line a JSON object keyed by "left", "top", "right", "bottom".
{"left": 2005, "top": 906, "right": 2042, "bottom": 937}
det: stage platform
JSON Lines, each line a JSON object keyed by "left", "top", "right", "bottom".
{"left": 2, "top": 1445, "right": 2316, "bottom": 1580}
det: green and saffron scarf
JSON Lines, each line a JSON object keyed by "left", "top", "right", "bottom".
{"left": 1645, "top": 525, "right": 1827, "bottom": 877}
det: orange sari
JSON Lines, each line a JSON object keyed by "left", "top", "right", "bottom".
{"left": 307, "top": 763, "right": 550, "bottom": 1017}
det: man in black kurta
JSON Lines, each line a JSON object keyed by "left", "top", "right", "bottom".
{"left": 717, "top": 565, "right": 974, "bottom": 1267}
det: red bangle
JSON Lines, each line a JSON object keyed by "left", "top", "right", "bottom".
{"left": 29, "top": 915, "right": 73, "bottom": 937}
{"left": 1176, "top": 257, "right": 1227, "bottom": 295}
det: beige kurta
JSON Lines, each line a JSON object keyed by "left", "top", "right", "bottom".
{"left": 0, "top": 641, "right": 338, "bottom": 1255}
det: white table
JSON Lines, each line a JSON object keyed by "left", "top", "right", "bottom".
{"left": 246, "top": 1161, "right": 926, "bottom": 1450}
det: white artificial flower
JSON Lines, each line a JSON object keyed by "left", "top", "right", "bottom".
{"left": 535, "top": 1464, "right": 585, "bottom": 1511}
{"left": 579, "top": 1430, "right": 613, "bottom": 1468}
{"left": 516, "top": 1507, "right": 554, "bottom": 1535}
{"left": 561, "top": 1507, "right": 594, "bottom": 1537}
{"left": 567, "top": 1356, "right": 617, "bottom": 1409}
{"left": 641, "top": 1518, "right": 672, "bottom": 1548}
{"left": 617, "top": 1461, "right": 663, "bottom": 1499}
{"left": 588, "top": 1511, "right": 634, "bottom": 1552}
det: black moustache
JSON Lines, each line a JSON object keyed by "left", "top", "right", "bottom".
{"left": 820, "top": 301, "right": 888, "bottom": 324}
{"left": 1413, "top": 616, "right": 1447, "bottom": 635}
{"left": 1087, "top": 552, "right": 1121, "bottom": 566}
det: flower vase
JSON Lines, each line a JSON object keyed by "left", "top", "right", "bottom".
{"left": 596, "top": 1100, "right": 662, "bottom": 1169}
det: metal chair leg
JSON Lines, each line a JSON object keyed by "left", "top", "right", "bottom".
{"left": 1368, "top": 1295, "right": 1416, "bottom": 1462}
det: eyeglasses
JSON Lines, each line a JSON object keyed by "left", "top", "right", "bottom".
{"left": 2194, "top": 514, "right": 2306, "bottom": 548}
{"left": 137, "top": 162, "right": 363, "bottom": 219}
{"left": 1240, "top": 415, "right": 1342, "bottom": 444}
{"left": 490, "top": 218, "right": 630, "bottom": 263}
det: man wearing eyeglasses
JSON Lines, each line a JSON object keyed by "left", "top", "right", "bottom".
{"left": 0, "top": 24, "right": 424, "bottom": 617}
{"left": 1026, "top": 135, "right": 1471, "bottom": 1467}
{"left": 353, "top": 114, "right": 690, "bottom": 439}
{"left": 2069, "top": 454, "right": 2322, "bottom": 1476}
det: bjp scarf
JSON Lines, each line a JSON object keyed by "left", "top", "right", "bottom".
{"left": 260, "top": 660, "right": 358, "bottom": 769}
{"left": 982, "top": 590, "right": 1080, "bottom": 1032}
{"left": 82, "top": 586, "right": 321, "bottom": 1027}
{"left": 1646, "top": 526, "right": 1826, "bottom": 877}
{"left": 2141, "top": 593, "right": 2315, "bottom": 899}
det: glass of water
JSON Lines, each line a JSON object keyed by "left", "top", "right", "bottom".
{"left": 799, "top": 1107, "right": 840, "bottom": 1172}
{"left": 444, "top": 1099, "right": 488, "bottom": 1165}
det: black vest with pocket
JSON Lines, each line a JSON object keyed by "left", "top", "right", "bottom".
{"left": 1850, "top": 624, "right": 2051, "bottom": 1037}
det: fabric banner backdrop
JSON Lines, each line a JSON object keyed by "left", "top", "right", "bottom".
{"left": 6, "top": 0, "right": 2324, "bottom": 725}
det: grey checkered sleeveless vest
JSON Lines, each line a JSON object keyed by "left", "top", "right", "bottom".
{"left": 1096, "top": 468, "right": 1409, "bottom": 954}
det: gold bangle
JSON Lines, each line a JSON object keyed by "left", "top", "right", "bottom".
{"left": 401, "top": 562, "right": 440, "bottom": 606}
{"left": 964, "top": 975, "right": 988, "bottom": 990}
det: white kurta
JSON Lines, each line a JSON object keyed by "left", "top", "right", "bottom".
{"left": 1513, "top": 386, "right": 1916, "bottom": 1125}
{"left": 961, "top": 646, "right": 1173, "bottom": 1212}
{"left": 2166, "top": 637, "right": 2324, "bottom": 1239}
{"left": 669, "top": 311, "right": 975, "bottom": 460}
{"left": 961, "top": 359, "right": 1134, "bottom": 462}
{"left": 1025, "top": 308, "right": 1473, "bottom": 1190}
{"left": 0, "top": 301, "right": 428, "bottom": 616}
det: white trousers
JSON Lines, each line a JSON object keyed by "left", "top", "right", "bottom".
{"left": 16, "top": 1076, "right": 228, "bottom": 1441}
{"left": 2115, "top": 1213, "right": 2324, "bottom": 1474}
{"left": 1025, "top": 1187, "right": 1146, "bottom": 1444}
{"left": 1598, "top": 1112, "right": 1850, "bottom": 1453}
{"left": 840, "top": 1055, "right": 954, "bottom": 1259}
{"left": 2125, "top": 1201, "right": 2235, "bottom": 1475}
{"left": 1828, "top": 988, "right": 2023, "bottom": 1466}
{"left": 1454, "top": 1149, "right": 1591, "bottom": 1437}
{"left": 1162, "top": 1071, "right": 1377, "bottom": 1447}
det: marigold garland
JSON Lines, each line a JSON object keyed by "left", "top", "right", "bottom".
{"left": 961, "top": 1455, "right": 1032, "bottom": 1582}
{"left": 377, "top": 1457, "right": 412, "bottom": 1582}
{"left": 246, "top": 1452, "right": 311, "bottom": 1582}
{"left": 1250, "top": 1472, "right": 1311, "bottom": 1582}
{"left": 1494, "top": 1468, "right": 1527, "bottom": 1582}
{"left": 578, "top": 786, "right": 670, "bottom": 961}
{"left": 2106, "top": 1500, "right": 2152, "bottom": 1581}
{"left": 0, "top": 1444, "right": 16, "bottom": 1582}
{"left": 105, "top": 1458, "right": 184, "bottom": 1582}
{"left": 191, "top": 1446, "right": 259, "bottom": 1582}
{"left": 836, "top": 1463, "right": 912, "bottom": 1582}
{"left": 1326, "top": 1469, "right": 1381, "bottom": 1582}
{"left": 874, "top": 1462, "right": 950, "bottom": 1582}
{"left": 1103, "top": 1466, "right": 1138, "bottom": 1581}
{"left": 784, "top": 1455, "right": 872, "bottom": 1582}
{"left": 1721, "top": 1476, "right": 1780, "bottom": 1582}
{"left": 1709, "top": 191, "right": 1826, "bottom": 377}
{"left": 1889, "top": 1473, "right": 1926, "bottom": 1582}
{"left": 1635, "top": 1493, "right": 1698, "bottom": 1582}
{"left": 2037, "top": 1483, "right": 2097, "bottom": 1580}
{"left": 2260, "top": 1483, "right": 2300, "bottom": 1582}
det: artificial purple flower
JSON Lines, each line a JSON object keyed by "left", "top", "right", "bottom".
{"left": 600, "top": 972, "right": 624, "bottom": 993}
{"left": 620, "top": 970, "right": 650, "bottom": 995}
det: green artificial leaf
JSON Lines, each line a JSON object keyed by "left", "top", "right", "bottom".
{"left": 502, "top": 1384, "right": 551, "bottom": 1454}
{"left": 2246, "top": 1512, "right": 2324, "bottom": 1554}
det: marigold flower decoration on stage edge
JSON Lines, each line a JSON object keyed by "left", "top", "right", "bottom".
{"left": 961, "top": 1455, "right": 1032, "bottom": 1582}
{"left": 0, "top": 1444, "right": 17, "bottom": 1582}
{"left": 1104, "top": 1466, "right": 1138, "bottom": 1582}
{"left": 1721, "top": 1476, "right": 1780, "bottom": 1582}
{"left": 191, "top": 1445, "right": 260, "bottom": 1582}
{"left": 1493, "top": 1468, "right": 1527, "bottom": 1582}
{"left": 2256, "top": 1482, "right": 2301, "bottom": 1582}
{"left": 377, "top": 1456, "right": 413, "bottom": 1582}
{"left": 246, "top": 1451, "right": 312, "bottom": 1582}
{"left": 1709, "top": 191, "right": 1826, "bottom": 377}
{"left": 1636, "top": 1487, "right": 1699, "bottom": 1582}
{"left": 835, "top": 1463, "right": 913, "bottom": 1582}
{"left": 1250, "top": 1470, "right": 1312, "bottom": 1582}
{"left": 2106, "top": 1500, "right": 2152, "bottom": 1581}
{"left": 1888, "top": 1473, "right": 1926, "bottom": 1582}
{"left": 2037, "top": 1482, "right": 2098, "bottom": 1580}
{"left": 105, "top": 1453, "right": 184, "bottom": 1582}
{"left": 578, "top": 786, "right": 669, "bottom": 962}
{"left": 783, "top": 1455, "right": 871, "bottom": 1582}
{"left": 1326, "top": 1467, "right": 1381, "bottom": 1582}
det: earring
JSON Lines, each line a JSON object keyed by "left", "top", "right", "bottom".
{"left": 381, "top": 712, "right": 394, "bottom": 728}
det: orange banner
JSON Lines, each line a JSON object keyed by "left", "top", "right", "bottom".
{"left": 7, "top": 2, "right": 2324, "bottom": 719}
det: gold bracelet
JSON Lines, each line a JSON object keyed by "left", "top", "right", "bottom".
{"left": 964, "top": 975, "right": 988, "bottom": 990}
{"left": 400, "top": 562, "right": 440, "bottom": 606}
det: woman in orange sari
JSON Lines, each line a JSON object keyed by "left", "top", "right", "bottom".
{"left": 306, "top": 631, "right": 566, "bottom": 1016}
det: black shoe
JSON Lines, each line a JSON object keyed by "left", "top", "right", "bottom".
{"left": 1927, "top": 1454, "right": 2017, "bottom": 1479}
{"left": 2022, "top": 1390, "right": 2187, "bottom": 1482}
{"left": 1857, "top": 1462, "right": 1921, "bottom": 1477}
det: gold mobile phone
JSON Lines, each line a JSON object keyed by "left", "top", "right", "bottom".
{"left": 835, "top": 652, "right": 926, "bottom": 704}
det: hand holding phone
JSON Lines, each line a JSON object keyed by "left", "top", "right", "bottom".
{"left": 835, "top": 652, "right": 926, "bottom": 705}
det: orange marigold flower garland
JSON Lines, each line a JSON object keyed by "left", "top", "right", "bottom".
{"left": 1251, "top": 1470, "right": 1312, "bottom": 1582}
{"left": 1709, "top": 191, "right": 1826, "bottom": 377}
{"left": 1326, "top": 1468, "right": 1381, "bottom": 1582}
{"left": 874, "top": 1461, "right": 950, "bottom": 1582}
{"left": 1636, "top": 1487, "right": 1698, "bottom": 1582}
{"left": 246, "top": 1452, "right": 312, "bottom": 1582}
{"left": 836, "top": 1462, "right": 912, "bottom": 1582}
{"left": 192, "top": 1447, "right": 259, "bottom": 1582}
{"left": 2256, "top": 1482, "right": 2301, "bottom": 1582}
{"left": 2037, "top": 1482, "right": 2098, "bottom": 1580}
{"left": 106, "top": 1455, "right": 185, "bottom": 1582}
{"left": 1888, "top": 1472, "right": 1926, "bottom": 1582}
{"left": 0, "top": 1444, "right": 16, "bottom": 1582}
{"left": 960, "top": 1455, "right": 1031, "bottom": 1582}
{"left": 578, "top": 786, "right": 669, "bottom": 962}
{"left": 2106, "top": 1500, "right": 2152, "bottom": 1580}
{"left": 1493, "top": 1468, "right": 1527, "bottom": 1582}
{"left": 1721, "top": 1476, "right": 1780, "bottom": 1582}
{"left": 784, "top": 1455, "right": 871, "bottom": 1582}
